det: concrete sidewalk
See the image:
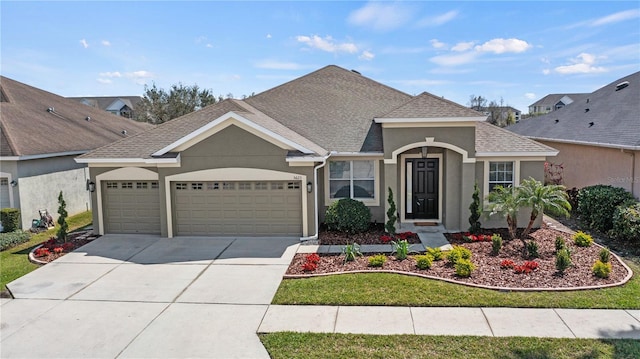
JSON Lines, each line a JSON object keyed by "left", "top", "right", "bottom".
{"left": 258, "top": 305, "right": 640, "bottom": 339}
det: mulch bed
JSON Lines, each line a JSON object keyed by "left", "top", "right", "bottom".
{"left": 318, "top": 223, "right": 421, "bottom": 245}
{"left": 30, "top": 231, "right": 100, "bottom": 264}
{"left": 288, "top": 226, "right": 631, "bottom": 290}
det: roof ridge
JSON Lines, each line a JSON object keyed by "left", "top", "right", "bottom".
{"left": 478, "top": 121, "right": 557, "bottom": 152}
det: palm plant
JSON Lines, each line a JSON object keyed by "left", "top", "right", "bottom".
{"left": 487, "top": 185, "right": 520, "bottom": 241}
{"left": 518, "top": 178, "right": 571, "bottom": 239}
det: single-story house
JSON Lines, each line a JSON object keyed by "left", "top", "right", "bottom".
{"left": 70, "top": 96, "right": 142, "bottom": 119}
{"left": 508, "top": 71, "right": 639, "bottom": 198}
{"left": 77, "top": 65, "right": 557, "bottom": 238}
{"left": 528, "top": 93, "right": 588, "bottom": 115}
{"left": 0, "top": 76, "right": 152, "bottom": 229}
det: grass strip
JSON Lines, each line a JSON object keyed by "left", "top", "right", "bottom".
{"left": 1, "top": 211, "right": 93, "bottom": 291}
{"left": 260, "top": 332, "right": 640, "bottom": 359}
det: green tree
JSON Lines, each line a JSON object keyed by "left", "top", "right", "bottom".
{"left": 487, "top": 185, "right": 519, "bottom": 241}
{"left": 385, "top": 188, "right": 397, "bottom": 235}
{"left": 135, "top": 82, "right": 221, "bottom": 124}
{"left": 468, "top": 182, "right": 481, "bottom": 234}
{"left": 57, "top": 191, "right": 69, "bottom": 242}
{"left": 518, "top": 178, "right": 571, "bottom": 239}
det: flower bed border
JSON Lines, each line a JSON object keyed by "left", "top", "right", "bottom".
{"left": 28, "top": 231, "right": 98, "bottom": 265}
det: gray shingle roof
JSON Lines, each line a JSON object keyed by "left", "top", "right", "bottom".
{"left": 528, "top": 93, "right": 589, "bottom": 109}
{"left": 69, "top": 96, "right": 142, "bottom": 111}
{"left": 476, "top": 121, "right": 557, "bottom": 155}
{"left": 509, "top": 71, "right": 640, "bottom": 149}
{"left": 379, "top": 92, "right": 485, "bottom": 119}
{"left": 0, "top": 76, "right": 152, "bottom": 157}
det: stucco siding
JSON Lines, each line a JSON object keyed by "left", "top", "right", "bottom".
{"left": 17, "top": 155, "right": 86, "bottom": 178}
{"left": 539, "top": 140, "right": 639, "bottom": 198}
{"left": 382, "top": 127, "right": 475, "bottom": 159}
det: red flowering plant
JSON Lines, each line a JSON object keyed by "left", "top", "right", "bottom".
{"left": 62, "top": 242, "right": 75, "bottom": 251}
{"left": 53, "top": 247, "right": 64, "bottom": 254}
{"left": 513, "top": 261, "right": 539, "bottom": 274}
{"left": 301, "top": 253, "right": 321, "bottom": 272}
{"left": 396, "top": 232, "right": 416, "bottom": 240}
{"left": 523, "top": 261, "right": 539, "bottom": 271}
{"left": 380, "top": 235, "right": 393, "bottom": 243}
{"left": 500, "top": 259, "right": 515, "bottom": 269}
{"left": 305, "top": 253, "right": 320, "bottom": 263}
{"left": 34, "top": 248, "right": 50, "bottom": 257}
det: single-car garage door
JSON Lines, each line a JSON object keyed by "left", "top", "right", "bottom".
{"left": 173, "top": 181, "right": 302, "bottom": 236}
{"left": 103, "top": 181, "right": 161, "bottom": 234}
{"left": 0, "top": 178, "right": 10, "bottom": 208}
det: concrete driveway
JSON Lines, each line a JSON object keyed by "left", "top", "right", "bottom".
{"left": 1, "top": 234, "right": 300, "bottom": 358}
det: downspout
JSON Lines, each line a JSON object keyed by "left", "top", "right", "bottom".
{"left": 300, "top": 152, "right": 333, "bottom": 241}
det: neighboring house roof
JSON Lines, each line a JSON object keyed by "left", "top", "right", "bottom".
{"left": 0, "top": 76, "right": 152, "bottom": 157}
{"left": 79, "top": 65, "right": 554, "bottom": 161}
{"left": 528, "top": 93, "right": 589, "bottom": 110}
{"left": 69, "top": 96, "right": 142, "bottom": 112}
{"left": 509, "top": 71, "right": 640, "bottom": 150}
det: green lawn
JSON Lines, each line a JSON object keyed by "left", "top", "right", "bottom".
{"left": 1, "top": 211, "right": 93, "bottom": 291}
{"left": 272, "top": 259, "right": 640, "bottom": 309}
{"left": 260, "top": 333, "right": 640, "bottom": 359}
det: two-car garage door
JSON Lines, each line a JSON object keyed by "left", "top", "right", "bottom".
{"left": 172, "top": 181, "right": 302, "bottom": 236}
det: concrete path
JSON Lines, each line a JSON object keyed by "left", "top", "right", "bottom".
{"left": 258, "top": 305, "right": 640, "bottom": 339}
{"left": 1, "top": 235, "right": 300, "bottom": 359}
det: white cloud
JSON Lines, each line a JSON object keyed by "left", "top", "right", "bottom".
{"left": 554, "top": 53, "right": 607, "bottom": 74}
{"left": 451, "top": 41, "right": 474, "bottom": 52}
{"left": 430, "top": 51, "right": 478, "bottom": 67}
{"left": 540, "top": 56, "right": 551, "bottom": 64}
{"left": 542, "top": 69, "right": 551, "bottom": 75}
{"left": 525, "top": 92, "right": 536, "bottom": 100}
{"left": 417, "top": 10, "right": 459, "bottom": 27}
{"left": 591, "top": 9, "right": 640, "bottom": 26}
{"left": 206, "top": 44, "right": 213, "bottom": 48}
{"left": 296, "top": 35, "right": 358, "bottom": 54}
{"left": 80, "top": 39, "right": 89, "bottom": 48}
{"left": 97, "top": 78, "right": 112, "bottom": 84}
{"left": 430, "top": 39, "right": 447, "bottom": 49}
{"left": 475, "top": 38, "right": 531, "bottom": 54}
{"left": 347, "top": 2, "right": 412, "bottom": 31}
{"left": 255, "top": 60, "right": 309, "bottom": 70}
{"left": 125, "top": 70, "right": 154, "bottom": 84}
{"left": 99, "top": 71, "right": 122, "bottom": 78}
{"left": 266, "top": 34, "right": 272, "bottom": 39}
{"left": 359, "top": 50, "right": 375, "bottom": 61}
{"left": 101, "top": 40, "right": 111, "bottom": 46}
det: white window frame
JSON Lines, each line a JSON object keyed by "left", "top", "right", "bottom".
{"left": 487, "top": 161, "right": 515, "bottom": 192}
{"left": 483, "top": 159, "right": 520, "bottom": 208}
{"left": 324, "top": 158, "right": 380, "bottom": 206}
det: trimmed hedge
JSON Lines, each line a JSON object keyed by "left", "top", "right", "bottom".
{"left": 611, "top": 202, "right": 640, "bottom": 245}
{"left": 0, "top": 230, "right": 31, "bottom": 251}
{"left": 577, "top": 185, "right": 635, "bottom": 233}
{"left": 325, "top": 198, "right": 371, "bottom": 234}
{"left": 0, "top": 208, "right": 21, "bottom": 233}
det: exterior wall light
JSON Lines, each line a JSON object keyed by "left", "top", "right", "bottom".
{"left": 10, "top": 180, "right": 17, "bottom": 187}
{"left": 87, "top": 180, "right": 96, "bottom": 192}
{"left": 306, "top": 181, "right": 313, "bottom": 193}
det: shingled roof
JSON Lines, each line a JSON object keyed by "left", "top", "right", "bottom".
{"left": 378, "top": 92, "right": 485, "bottom": 119}
{"left": 0, "top": 76, "right": 152, "bottom": 157}
{"left": 509, "top": 71, "right": 640, "bottom": 149}
{"left": 476, "top": 121, "right": 557, "bottom": 156}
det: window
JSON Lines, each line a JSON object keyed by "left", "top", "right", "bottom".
{"left": 206, "top": 182, "right": 219, "bottom": 190}
{"left": 136, "top": 182, "right": 148, "bottom": 189}
{"left": 106, "top": 182, "right": 118, "bottom": 189}
{"left": 271, "top": 182, "right": 284, "bottom": 190}
{"left": 121, "top": 182, "right": 133, "bottom": 189}
{"left": 238, "top": 182, "right": 252, "bottom": 190}
{"left": 488, "top": 162, "right": 514, "bottom": 192}
{"left": 191, "top": 183, "right": 203, "bottom": 190}
{"left": 255, "top": 182, "right": 268, "bottom": 190}
{"left": 151, "top": 182, "right": 159, "bottom": 189}
{"left": 287, "top": 182, "right": 300, "bottom": 190}
{"left": 222, "top": 182, "right": 235, "bottom": 190}
{"left": 329, "top": 160, "right": 375, "bottom": 199}
{"left": 175, "top": 183, "right": 188, "bottom": 190}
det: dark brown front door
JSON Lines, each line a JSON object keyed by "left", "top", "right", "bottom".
{"left": 406, "top": 158, "right": 439, "bottom": 219}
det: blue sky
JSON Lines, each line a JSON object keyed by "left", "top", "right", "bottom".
{"left": 2, "top": 1, "right": 639, "bottom": 113}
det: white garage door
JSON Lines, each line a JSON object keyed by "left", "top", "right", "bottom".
{"left": 103, "top": 181, "right": 161, "bottom": 234}
{"left": 173, "top": 181, "right": 302, "bottom": 236}
{"left": 0, "top": 178, "right": 10, "bottom": 208}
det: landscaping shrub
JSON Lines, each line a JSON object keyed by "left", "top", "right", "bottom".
{"left": 526, "top": 241, "right": 539, "bottom": 259}
{"left": 446, "top": 246, "right": 472, "bottom": 265}
{"left": 391, "top": 239, "right": 412, "bottom": 260}
{"left": 454, "top": 258, "right": 475, "bottom": 277}
{"left": 592, "top": 260, "right": 612, "bottom": 279}
{"left": 342, "top": 243, "right": 362, "bottom": 263}
{"left": 426, "top": 247, "right": 443, "bottom": 261}
{"left": 468, "top": 182, "right": 481, "bottom": 234}
{"left": 368, "top": 254, "right": 386, "bottom": 267}
{"left": 573, "top": 231, "right": 593, "bottom": 247}
{"left": 555, "top": 236, "right": 566, "bottom": 252}
{"left": 555, "top": 248, "right": 572, "bottom": 274}
{"left": 611, "top": 202, "right": 640, "bottom": 245}
{"left": 599, "top": 248, "right": 611, "bottom": 263}
{"left": 414, "top": 254, "right": 433, "bottom": 270}
{"left": 577, "top": 185, "right": 635, "bottom": 233}
{"left": 57, "top": 191, "right": 69, "bottom": 241}
{"left": 385, "top": 188, "right": 397, "bottom": 235}
{"left": 325, "top": 198, "right": 371, "bottom": 234}
{"left": 0, "top": 208, "right": 21, "bottom": 233}
{"left": 0, "top": 230, "right": 31, "bottom": 251}
{"left": 491, "top": 234, "right": 502, "bottom": 255}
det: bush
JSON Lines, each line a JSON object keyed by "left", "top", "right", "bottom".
{"left": 368, "top": 254, "right": 386, "bottom": 267}
{"left": 0, "top": 208, "right": 21, "bottom": 233}
{"left": 385, "top": 188, "right": 397, "bottom": 235}
{"left": 325, "top": 198, "right": 371, "bottom": 234}
{"left": 526, "top": 241, "right": 539, "bottom": 259}
{"left": 611, "top": 202, "right": 640, "bottom": 244}
{"left": 599, "top": 248, "right": 611, "bottom": 263}
{"left": 414, "top": 254, "right": 433, "bottom": 270}
{"left": 392, "top": 239, "right": 413, "bottom": 260}
{"left": 0, "top": 230, "right": 31, "bottom": 251}
{"left": 555, "top": 236, "right": 566, "bottom": 252}
{"left": 468, "top": 182, "right": 481, "bottom": 234}
{"left": 556, "top": 248, "right": 572, "bottom": 274}
{"left": 573, "top": 231, "right": 593, "bottom": 247}
{"left": 426, "top": 247, "right": 443, "bottom": 261}
{"left": 491, "top": 234, "right": 502, "bottom": 255}
{"left": 454, "top": 259, "right": 476, "bottom": 277}
{"left": 592, "top": 260, "right": 612, "bottom": 278}
{"left": 342, "top": 243, "right": 362, "bottom": 263}
{"left": 577, "top": 185, "right": 635, "bottom": 233}
{"left": 447, "top": 246, "right": 472, "bottom": 265}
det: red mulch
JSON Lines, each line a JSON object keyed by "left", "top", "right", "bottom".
{"left": 31, "top": 231, "right": 99, "bottom": 263}
{"left": 318, "top": 223, "right": 421, "bottom": 245}
{"left": 288, "top": 226, "right": 630, "bottom": 290}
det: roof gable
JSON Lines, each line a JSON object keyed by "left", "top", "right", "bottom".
{"left": 376, "top": 92, "right": 487, "bottom": 122}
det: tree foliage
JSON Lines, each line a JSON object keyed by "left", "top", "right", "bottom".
{"left": 385, "top": 188, "right": 397, "bottom": 235}
{"left": 57, "top": 191, "right": 69, "bottom": 242}
{"left": 135, "top": 82, "right": 221, "bottom": 124}
{"left": 468, "top": 182, "right": 481, "bottom": 234}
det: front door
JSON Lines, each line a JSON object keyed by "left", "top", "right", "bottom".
{"left": 406, "top": 158, "right": 439, "bottom": 219}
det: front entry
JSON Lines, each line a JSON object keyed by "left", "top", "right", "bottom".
{"left": 406, "top": 158, "right": 439, "bottom": 219}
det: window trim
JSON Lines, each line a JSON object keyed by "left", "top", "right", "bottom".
{"left": 324, "top": 158, "right": 380, "bottom": 207}
{"left": 483, "top": 159, "right": 521, "bottom": 208}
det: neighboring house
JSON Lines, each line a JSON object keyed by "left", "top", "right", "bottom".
{"left": 528, "top": 93, "right": 588, "bottom": 115}
{"left": 479, "top": 106, "right": 521, "bottom": 125}
{"left": 508, "top": 71, "right": 640, "bottom": 198}
{"left": 77, "top": 65, "right": 557, "bottom": 238}
{"left": 0, "top": 77, "right": 152, "bottom": 229}
{"left": 70, "top": 96, "right": 142, "bottom": 118}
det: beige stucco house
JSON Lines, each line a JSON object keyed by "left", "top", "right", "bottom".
{"left": 509, "top": 71, "right": 639, "bottom": 198}
{"left": 77, "top": 66, "right": 557, "bottom": 238}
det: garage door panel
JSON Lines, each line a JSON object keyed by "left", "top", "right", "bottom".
{"left": 103, "top": 181, "right": 160, "bottom": 234}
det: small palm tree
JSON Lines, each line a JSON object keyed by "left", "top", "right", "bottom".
{"left": 518, "top": 178, "right": 571, "bottom": 239}
{"left": 487, "top": 185, "right": 519, "bottom": 241}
